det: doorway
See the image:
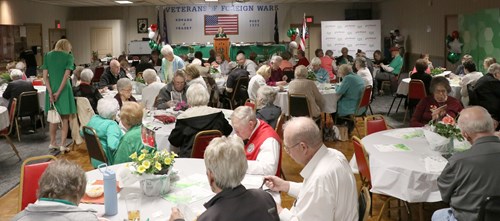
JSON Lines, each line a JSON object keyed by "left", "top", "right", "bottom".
{"left": 24, "top": 23, "right": 43, "bottom": 66}
{"left": 90, "top": 28, "right": 113, "bottom": 58}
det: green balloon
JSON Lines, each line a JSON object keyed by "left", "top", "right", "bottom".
{"left": 287, "top": 29, "right": 294, "bottom": 38}
{"left": 447, "top": 52, "right": 460, "bottom": 64}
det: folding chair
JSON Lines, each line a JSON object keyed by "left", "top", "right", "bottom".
{"left": 359, "top": 186, "right": 372, "bottom": 221}
{"left": 1, "top": 99, "right": 21, "bottom": 161}
{"left": 15, "top": 91, "right": 44, "bottom": 141}
{"left": 191, "top": 130, "right": 223, "bottom": 159}
{"left": 364, "top": 115, "right": 389, "bottom": 136}
{"left": 18, "top": 155, "right": 57, "bottom": 211}
{"left": 403, "top": 79, "right": 427, "bottom": 123}
{"left": 338, "top": 85, "right": 372, "bottom": 136}
{"left": 274, "top": 113, "right": 287, "bottom": 180}
{"left": 82, "top": 126, "right": 109, "bottom": 167}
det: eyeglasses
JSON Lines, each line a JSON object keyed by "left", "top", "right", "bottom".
{"left": 283, "top": 141, "right": 301, "bottom": 153}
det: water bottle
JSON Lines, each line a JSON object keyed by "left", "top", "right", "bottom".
{"left": 99, "top": 164, "right": 118, "bottom": 216}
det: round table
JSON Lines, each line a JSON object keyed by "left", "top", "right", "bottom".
{"left": 396, "top": 78, "right": 461, "bottom": 99}
{"left": 0, "top": 106, "right": 9, "bottom": 131}
{"left": 80, "top": 158, "right": 280, "bottom": 221}
{"left": 360, "top": 128, "right": 449, "bottom": 203}
{"left": 0, "top": 85, "right": 46, "bottom": 110}
{"left": 274, "top": 87, "right": 339, "bottom": 116}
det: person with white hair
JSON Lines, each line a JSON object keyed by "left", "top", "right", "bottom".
{"left": 267, "top": 55, "right": 287, "bottom": 86}
{"left": 433, "top": 106, "right": 500, "bottom": 221}
{"left": 154, "top": 70, "right": 188, "bottom": 109}
{"left": 82, "top": 98, "right": 122, "bottom": 168}
{"left": 287, "top": 65, "right": 324, "bottom": 119}
{"left": 316, "top": 48, "right": 335, "bottom": 80}
{"left": 99, "top": 59, "right": 127, "bottom": 90}
{"left": 114, "top": 78, "right": 137, "bottom": 108}
{"left": 72, "top": 68, "right": 102, "bottom": 113}
{"left": 141, "top": 68, "right": 165, "bottom": 110}
{"left": 236, "top": 53, "right": 257, "bottom": 78}
{"left": 160, "top": 44, "right": 184, "bottom": 83}
{"left": 310, "top": 57, "right": 330, "bottom": 83}
{"left": 71, "top": 66, "right": 84, "bottom": 87}
{"left": 248, "top": 65, "right": 271, "bottom": 101}
{"left": 256, "top": 86, "right": 281, "bottom": 128}
{"left": 335, "top": 64, "right": 366, "bottom": 134}
{"left": 169, "top": 83, "right": 232, "bottom": 157}
{"left": 231, "top": 106, "right": 281, "bottom": 176}
{"left": 2, "top": 69, "right": 36, "bottom": 111}
{"left": 354, "top": 56, "right": 373, "bottom": 87}
{"left": 264, "top": 117, "right": 358, "bottom": 221}
{"left": 169, "top": 136, "right": 280, "bottom": 221}
{"left": 12, "top": 159, "right": 99, "bottom": 221}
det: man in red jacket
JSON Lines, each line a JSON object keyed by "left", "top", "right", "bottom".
{"left": 231, "top": 106, "right": 281, "bottom": 176}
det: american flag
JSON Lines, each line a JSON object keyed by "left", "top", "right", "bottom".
{"left": 204, "top": 14, "right": 239, "bottom": 35}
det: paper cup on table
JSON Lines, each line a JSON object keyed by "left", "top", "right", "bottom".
{"left": 423, "top": 129, "right": 449, "bottom": 152}
{"left": 126, "top": 193, "right": 141, "bottom": 221}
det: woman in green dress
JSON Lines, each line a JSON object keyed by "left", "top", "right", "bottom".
{"left": 42, "top": 39, "right": 77, "bottom": 153}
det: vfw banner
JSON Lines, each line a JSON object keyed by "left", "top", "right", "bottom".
{"left": 321, "top": 20, "right": 381, "bottom": 59}
{"left": 162, "top": 4, "right": 285, "bottom": 43}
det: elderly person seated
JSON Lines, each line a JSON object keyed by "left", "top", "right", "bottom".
{"left": 267, "top": 56, "right": 287, "bottom": 86}
{"left": 411, "top": 59, "right": 433, "bottom": 94}
{"left": 73, "top": 68, "right": 103, "bottom": 113}
{"left": 231, "top": 106, "right": 281, "bottom": 176}
{"left": 471, "top": 64, "right": 500, "bottom": 129}
{"left": 294, "top": 50, "right": 309, "bottom": 69}
{"left": 114, "top": 78, "right": 137, "bottom": 108}
{"left": 483, "top": 57, "right": 496, "bottom": 71}
{"left": 335, "top": 64, "right": 366, "bottom": 134}
{"left": 335, "top": 47, "right": 354, "bottom": 66}
{"left": 279, "top": 51, "right": 294, "bottom": 71}
{"left": 236, "top": 53, "right": 257, "bottom": 78}
{"left": 288, "top": 65, "right": 324, "bottom": 119}
{"left": 411, "top": 54, "right": 433, "bottom": 74}
{"left": 185, "top": 64, "right": 208, "bottom": 89}
{"left": 135, "top": 55, "right": 155, "bottom": 74}
{"left": 141, "top": 69, "right": 165, "bottom": 110}
{"left": 99, "top": 59, "right": 127, "bottom": 90}
{"left": 225, "top": 61, "right": 249, "bottom": 94}
{"left": 155, "top": 70, "right": 188, "bottom": 109}
{"left": 310, "top": 57, "right": 330, "bottom": 83}
{"left": 256, "top": 86, "right": 281, "bottom": 128}
{"left": 354, "top": 57, "right": 372, "bottom": 87}
{"left": 376, "top": 47, "right": 404, "bottom": 95}
{"left": 82, "top": 98, "right": 122, "bottom": 168}
{"left": 459, "top": 61, "right": 483, "bottom": 107}
{"left": 2, "top": 69, "right": 36, "bottom": 111}
{"left": 169, "top": 136, "right": 279, "bottom": 221}
{"left": 455, "top": 54, "right": 473, "bottom": 76}
{"left": 316, "top": 49, "right": 335, "bottom": 80}
{"left": 410, "top": 76, "right": 463, "bottom": 127}
{"left": 12, "top": 159, "right": 99, "bottom": 221}
{"left": 169, "top": 83, "right": 232, "bottom": 157}
{"left": 71, "top": 66, "right": 84, "bottom": 87}
{"left": 212, "top": 53, "right": 229, "bottom": 76}
{"left": 248, "top": 65, "right": 272, "bottom": 101}
{"left": 113, "top": 102, "right": 146, "bottom": 164}
{"left": 160, "top": 45, "right": 184, "bottom": 83}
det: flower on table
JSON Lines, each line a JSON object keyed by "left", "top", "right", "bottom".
{"left": 442, "top": 115, "right": 455, "bottom": 125}
{"left": 428, "top": 114, "right": 463, "bottom": 141}
{"left": 129, "top": 149, "right": 178, "bottom": 175}
{"left": 130, "top": 152, "right": 137, "bottom": 160}
{"left": 142, "top": 160, "right": 151, "bottom": 169}
{"left": 138, "top": 153, "right": 146, "bottom": 161}
{"left": 137, "top": 165, "right": 146, "bottom": 174}
{"left": 155, "top": 162, "right": 162, "bottom": 171}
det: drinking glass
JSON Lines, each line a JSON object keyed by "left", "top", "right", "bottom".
{"left": 126, "top": 193, "right": 141, "bottom": 221}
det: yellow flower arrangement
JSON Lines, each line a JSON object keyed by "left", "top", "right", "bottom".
{"left": 129, "top": 149, "right": 177, "bottom": 175}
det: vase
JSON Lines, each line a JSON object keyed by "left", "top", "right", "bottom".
{"left": 139, "top": 173, "right": 170, "bottom": 196}
{"left": 441, "top": 137, "right": 455, "bottom": 159}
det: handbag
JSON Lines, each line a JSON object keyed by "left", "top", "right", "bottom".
{"left": 47, "top": 102, "right": 61, "bottom": 124}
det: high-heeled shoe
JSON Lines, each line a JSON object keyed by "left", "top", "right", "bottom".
{"left": 60, "top": 146, "right": 70, "bottom": 154}
{"left": 49, "top": 144, "right": 59, "bottom": 151}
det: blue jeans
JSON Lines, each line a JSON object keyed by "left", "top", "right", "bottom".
{"left": 432, "top": 208, "right": 457, "bottom": 221}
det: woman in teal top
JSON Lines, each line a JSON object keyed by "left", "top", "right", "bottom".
{"left": 82, "top": 98, "right": 123, "bottom": 168}
{"left": 335, "top": 64, "right": 366, "bottom": 134}
{"left": 114, "top": 102, "right": 147, "bottom": 164}
{"left": 41, "top": 39, "right": 77, "bottom": 153}
{"left": 311, "top": 57, "right": 330, "bottom": 83}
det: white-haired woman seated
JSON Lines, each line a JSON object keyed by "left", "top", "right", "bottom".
{"left": 2, "top": 69, "right": 35, "bottom": 111}
{"left": 114, "top": 78, "right": 137, "bottom": 108}
{"left": 169, "top": 83, "right": 232, "bottom": 157}
{"left": 141, "top": 68, "right": 165, "bottom": 110}
{"left": 13, "top": 159, "right": 99, "bottom": 221}
{"left": 256, "top": 86, "right": 281, "bottom": 128}
{"left": 169, "top": 136, "right": 279, "bottom": 221}
{"left": 248, "top": 65, "right": 272, "bottom": 101}
{"left": 82, "top": 98, "right": 123, "bottom": 168}
{"left": 72, "top": 68, "right": 103, "bottom": 113}
{"left": 113, "top": 102, "right": 146, "bottom": 164}
{"left": 310, "top": 57, "right": 330, "bottom": 83}
{"left": 288, "top": 65, "right": 324, "bottom": 119}
{"left": 160, "top": 44, "right": 184, "bottom": 83}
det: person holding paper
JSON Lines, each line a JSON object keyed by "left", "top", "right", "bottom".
{"left": 375, "top": 47, "right": 403, "bottom": 95}
{"left": 410, "top": 76, "right": 463, "bottom": 127}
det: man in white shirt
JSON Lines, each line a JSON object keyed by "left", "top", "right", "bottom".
{"left": 141, "top": 69, "right": 165, "bottom": 110}
{"left": 237, "top": 53, "right": 257, "bottom": 78}
{"left": 265, "top": 117, "right": 358, "bottom": 221}
{"left": 231, "top": 106, "right": 281, "bottom": 176}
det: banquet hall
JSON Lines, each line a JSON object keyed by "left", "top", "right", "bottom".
{"left": 2, "top": 0, "right": 500, "bottom": 220}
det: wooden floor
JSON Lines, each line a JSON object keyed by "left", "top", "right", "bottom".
{"left": 0, "top": 119, "right": 446, "bottom": 220}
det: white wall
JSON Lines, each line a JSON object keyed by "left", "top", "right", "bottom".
{"left": 66, "top": 20, "right": 126, "bottom": 65}
{"left": 0, "top": 0, "right": 70, "bottom": 54}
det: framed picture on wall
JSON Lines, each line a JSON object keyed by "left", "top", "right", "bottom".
{"left": 137, "top": 18, "right": 148, "bottom": 33}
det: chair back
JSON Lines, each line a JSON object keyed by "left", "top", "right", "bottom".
{"left": 244, "top": 99, "right": 256, "bottom": 111}
{"left": 357, "top": 85, "right": 372, "bottom": 111}
{"left": 274, "top": 113, "right": 286, "bottom": 140}
{"left": 92, "top": 67, "right": 105, "bottom": 83}
{"left": 31, "top": 80, "right": 43, "bottom": 86}
{"left": 408, "top": 79, "right": 427, "bottom": 100}
{"left": 82, "top": 126, "right": 108, "bottom": 165}
{"left": 19, "top": 155, "right": 57, "bottom": 211}
{"left": 352, "top": 136, "right": 372, "bottom": 188}
{"left": 358, "top": 186, "right": 372, "bottom": 221}
{"left": 467, "top": 83, "right": 477, "bottom": 106}
{"left": 283, "top": 67, "right": 294, "bottom": 83}
{"left": 478, "top": 196, "right": 500, "bottom": 221}
{"left": 230, "top": 76, "right": 249, "bottom": 109}
{"left": 288, "top": 93, "right": 311, "bottom": 117}
{"left": 191, "top": 130, "right": 223, "bottom": 158}
{"left": 2, "top": 98, "right": 17, "bottom": 135}
{"left": 364, "top": 115, "right": 388, "bottom": 136}
{"left": 17, "top": 91, "right": 40, "bottom": 117}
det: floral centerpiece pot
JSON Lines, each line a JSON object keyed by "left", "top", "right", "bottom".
{"left": 427, "top": 115, "right": 464, "bottom": 155}
{"left": 128, "top": 149, "right": 177, "bottom": 196}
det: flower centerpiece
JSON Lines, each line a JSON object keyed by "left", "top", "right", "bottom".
{"left": 306, "top": 69, "right": 317, "bottom": 81}
{"left": 128, "top": 149, "right": 178, "bottom": 196}
{"left": 427, "top": 114, "right": 464, "bottom": 154}
{"left": 174, "top": 100, "right": 189, "bottom": 111}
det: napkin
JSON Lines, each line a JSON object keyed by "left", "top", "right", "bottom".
{"left": 80, "top": 180, "right": 121, "bottom": 204}
{"left": 424, "top": 156, "right": 448, "bottom": 173}
{"left": 384, "top": 128, "right": 424, "bottom": 139}
{"left": 154, "top": 115, "right": 176, "bottom": 124}
{"left": 373, "top": 144, "right": 411, "bottom": 152}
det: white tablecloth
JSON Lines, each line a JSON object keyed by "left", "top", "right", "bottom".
{"left": 0, "top": 85, "right": 46, "bottom": 110}
{"left": 274, "top": 89, "right": 339, "bottom": 116}
{"left": 142, "top": 108, "right": 234, "bottom": 151}
{"left": 0, "top": 106, "right": 9, "bottom": 131}
{"left": 396, "top": 78, "right": 461, "bottom": 100}
{"left": 360, "top": 128, "right": 446, "bottom": 203}
{"left": 80, "top": 158, "right": 280, "bottom": 221}
{"left": 101, "top": 90, "right": 142, "bottom": 102}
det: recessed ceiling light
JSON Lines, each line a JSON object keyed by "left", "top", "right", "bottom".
{"left": 205, "top": 0, "right": 218, "bottom": 2}
{"left": 115, "top": 0, "right": 133, "bottom": 4}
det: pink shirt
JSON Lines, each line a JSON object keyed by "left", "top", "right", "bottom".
{"left": 411, "top": 66, "right": 431, "bottom": 75}
{"left": 320, "top": 56, "right": 335, "bottom": 79}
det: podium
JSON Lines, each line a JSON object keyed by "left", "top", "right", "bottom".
{"left": 214, "top": 38, "right": 230, "bottom": 61}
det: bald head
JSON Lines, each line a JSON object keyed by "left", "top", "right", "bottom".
{"left": 110, "top": 59, "right": 121, "bottom": 76}
{"left": 236, "top": 53, "right": 246, "bottom": 66}
{"left": 458, "top": 106, "right": 495, "bottom": 141}
{"left": 283, "top": 117, "right": 322, "bottom": 149}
